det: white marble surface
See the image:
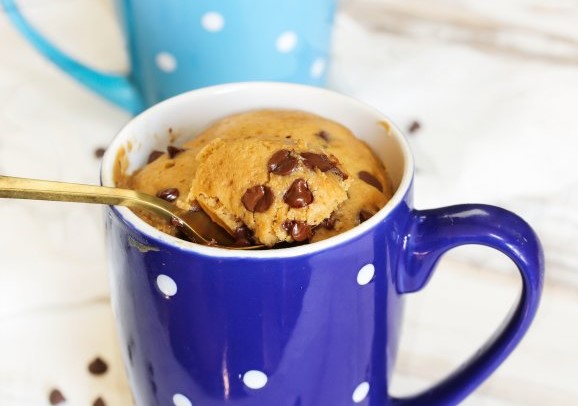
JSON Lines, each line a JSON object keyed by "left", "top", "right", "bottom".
{"left": 1, "top": 0, "right": 577, "bottom": 404}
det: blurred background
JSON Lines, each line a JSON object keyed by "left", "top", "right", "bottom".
{"left": 1, "top": 0, "right": 577, "bottom": 404}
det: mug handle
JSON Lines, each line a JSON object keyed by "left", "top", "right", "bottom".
{"left": 392, "top": 204, "right": 544, "bottom": 405}
{"left": 2, "top": 0, "right": 143, "bottom": 114}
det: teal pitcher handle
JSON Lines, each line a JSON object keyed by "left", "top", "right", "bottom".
{"left": 2, "top": 0, "right": 143, "bottom": 114}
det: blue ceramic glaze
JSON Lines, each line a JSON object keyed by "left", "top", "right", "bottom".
{"left": 101, "top": 82, "right": 544, "bottom": 405}
{"left": 2, "top": 0, "right": 337, "bottom": 114}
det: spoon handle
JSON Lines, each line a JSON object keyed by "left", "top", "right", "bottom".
{"left": 0, "top": 175, "right": 205, "bottom": 242}
{"left": 0, "top": 175, "right": 249, "bottom": 248}
{"left": 1, "top": 175, "right": 140, "bottom": 205}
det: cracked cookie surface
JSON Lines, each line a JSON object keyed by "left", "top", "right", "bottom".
{"left": 123, "top": 109, "right": 393, "bottom": 246}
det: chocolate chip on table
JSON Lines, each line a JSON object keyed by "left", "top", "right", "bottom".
{"left": 284, "top": 179, "right": 313, "bottom": 208}
{"left": 316, "top": 130, "right": 330, "bottom": 142}
{"left": 88, "top": 356, "right": 109, "bottom": 375}
{"left": 268, "top": 149, "right": 298, "bottom": 176}
{"left": 48, "top": 388, "right": 66, "bottom": 405}
{"left": 147, "top": 150, "right": 164, "bottom": 163}
{"left": 93, "top": 397, "right": 106, "bottom": 406}
{"left": 157, "top": 188, "right": 180, "bottom": 202}
{"left": 408, "top": 120, "right": 421, "bottom": 134}
{"left": 94, "top": 147, "right": 106, "bottom": 158}
{"left": 167, "top": 145, "right": 186, "bottom": 159}
{"left": 359, "top": 210, "right": 374, "bottom": 223}
{"left": 358, "top": 171, "right": 383, "bottom": 192}
{"left": 242, "top": 185, "right": 274, "bottom": 212}
{"left": 283, "top": 220, "right": 313, "bottom": 242}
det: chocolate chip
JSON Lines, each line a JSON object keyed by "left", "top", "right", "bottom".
{"left": 94, "top": 147, "right": 106, "bottom": 158}
{"left": 170, "top": 216, "right": 183, "bottom": 228}
{"left": 189, "top": 201, "right": 202, "bottom": 212}
{"left": 300, "top": 152, "right": 347, "bottom": 179}
{"left": 242, "top": 185, "right": 274, "bottom": 212}
{"left": 49, "top": 389, "right": 66, "bottom": 405}
{"left": 88, "top": 357, "right": 108, "bottom": 375}
{"left": 284, "top": 179, "right": 313, "bottom": 208}
{"left": 157, "top": 188, "right": 179, "bottom": 202}
{"left": 147, "top": 150, "right": 164, "bottom": 163}
{"left": 282, "top": 220, "right": 313, "bottom": 242}
{"left": 359, "top": 210, "right": 375, "bottom": 223}
{"left": 408, "top": 120, "right": 421, "bottom": 134}
{"left": 319, "top": 216, "right": 336, "bottom": 230}
{"left": 358, "top": 171, "right": 383, "bottom": 192}
{"left": 167, "top": 145, "right": 186, "bottom": 159}
{"left": 268, "top": 149, "right": 298, "bottom": 176}
{"left": 300, "top": 152, "right": 334, "bottom": 172}
{"left": 93, "top": 397, "right": 106, "bottom": 406}
{"left": 316, "top": 130, "right": 330, "bottom": 142}
{"left": 233, "top": 225, "right": 255, "bottom": 247}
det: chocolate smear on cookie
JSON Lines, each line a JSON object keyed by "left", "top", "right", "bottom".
{"left": 167, "top": 145, "right": 186, "bottom": 159}
{"left": 242, "top": 185, "right": 274, "bottom": 212}
{"left": 147, "top": 150, "right": 164, "bottom": 163}
{"left": 316, "top": 130, "right": 330, "bottom": 142}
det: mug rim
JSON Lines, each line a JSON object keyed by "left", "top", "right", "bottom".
{"left": 101, "top": 82, "right": 415, "bottom": 258}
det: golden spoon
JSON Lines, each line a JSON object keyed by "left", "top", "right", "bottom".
{"left": 0, "top": 175, "right": 255, "bottom": 249}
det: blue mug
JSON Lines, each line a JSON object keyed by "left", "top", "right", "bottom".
{"left": 2, "top": 0, "right": 337, "bottom": 114}
{"left": 100, "top": 82, "right": 544, "bottom": 406}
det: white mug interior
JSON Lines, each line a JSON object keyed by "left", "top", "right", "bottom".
{"left": 101, "top": 82, "right": 414, "bottom": 257}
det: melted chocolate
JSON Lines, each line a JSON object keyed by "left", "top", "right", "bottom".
{"left": 300, "top": 152, "right": 347, "bottom": 179}
{"left": 283, "top": 220, "right": 313, "bottom": 241}
{"left": 268, "top": 149, "right": 298, "bottom": 176}
{"left": 242, "top": 185, "right": 274, "bottom": 212}
{"left": 358, "top": 171, "right": 383, "bottom": 192}
{"left": 156, "top": 188, "right": 179, "bottom": 202}
{"left": 284, "top": 179, "right": 313, "bottom": 208}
